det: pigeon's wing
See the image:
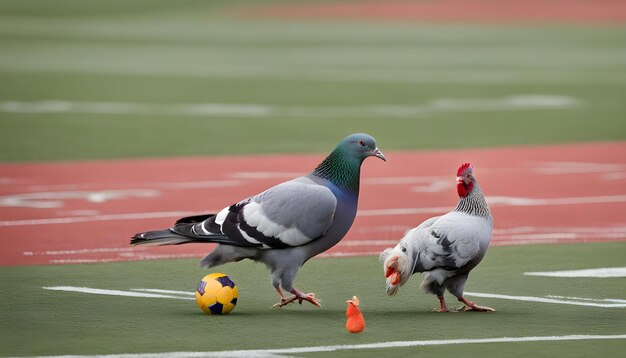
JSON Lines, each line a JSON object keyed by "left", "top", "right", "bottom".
{"left": 416, "top": 212, "right": 486, "bottom": 271}
{"left": 181, "top": 177, "right": 338, "bottom": 249}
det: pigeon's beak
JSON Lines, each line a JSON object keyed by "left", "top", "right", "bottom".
{"left": 372, "top": 148, "right": 386, "bottom": 161}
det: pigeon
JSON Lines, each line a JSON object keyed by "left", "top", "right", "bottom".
{"left": 131, "top": 133, "right": 385, "bottom": 308}
{"left": 380, "top": 163, "right": 494, "bottom": 312}
{"left": 345, "top": 296, "right": 366, "bottom": 333}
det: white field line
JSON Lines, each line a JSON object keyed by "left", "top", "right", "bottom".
{"left": 319, "top": 251, "right": 382, "bottom": 258}
{"left": 464, "top": 292, "right": 626, "bottom": 308}
{"left": 44, "top": 286, "right": 625, "bottom": 309}
{"left": 4, "top": 59, "right": 626, "bottom": 84}
{"left": 47, "top": 253, "right": 203, "bottom": 264}
{"left": 0, "top": 210, "right": 200, "bottom": 227}
{"left": 547, "top": 295, "right": 626, "bottom": 304}
{"left": 131, "top": 289, "right": 195, "bottom": 296}
{"left": 23, "top": 247, "right": 138, "bottom": 256}
{"left": 0, "top": 189, "right": 160, "bottom": 209}
{"left": 28, "top": 335, "right": 626, "bottom": 358}
{"left": 524, "top": 267, "right": 626, "bottom": 278}
{"left": 3, "top": 193, "right": 626, "bottom": 227}
{"left": 42, "top": 286, "right": 195, "bottom": 300}
{"left": 531, "top": 161, "right": 626, "bottom": 175}
{"left": 340, "top": 230, "right": 626, "bottom": 248}
{"left": 0, "top": 96, "right": 578, "bottom": 118}
{"left": 16, "top": 180, "right": 241, "bottom": 192}
{"left": 487, "top": 195, "right": 626, "bottom": 206}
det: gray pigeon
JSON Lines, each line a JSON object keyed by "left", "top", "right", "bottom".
{"left": 380, "top": 163, "right": 495, "bottom": 312}
{"left": 132, "top": 133, "right": 385, "bottom": 307}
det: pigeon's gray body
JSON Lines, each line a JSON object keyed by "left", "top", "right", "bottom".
{"left": 197, "top": 174, "right": 359, "bottom": 293}
{"left": 132, "top": 133, "right": 384, "bottom": 304}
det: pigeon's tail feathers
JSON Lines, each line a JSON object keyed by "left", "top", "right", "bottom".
{"left": 175, "top": 214, "right": 215, "bottom": 225}
{"left": 131, "top": 229, "right": 197, "bottom": 246}
{"left": 131, "top": 213, "right": 263, "bottom": 248}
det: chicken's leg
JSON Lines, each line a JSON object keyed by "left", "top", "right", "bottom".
{"left": 435, "top": 295, "right": 451, "bottom": 312}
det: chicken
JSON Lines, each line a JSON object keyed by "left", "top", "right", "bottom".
{"left": 345, "top": 296, "right": 366, "bottom": 333}
{"left": 380, "top": 163, "right": 494, "bottom": 312}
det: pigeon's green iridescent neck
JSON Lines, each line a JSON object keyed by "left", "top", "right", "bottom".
{"left": 312, "top": 146, "right": 362, "bottom": 192}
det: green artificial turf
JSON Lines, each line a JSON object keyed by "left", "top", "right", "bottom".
{"left": 0, "top": 1, "right": 625, "bottom": 162}
{"left": 1, "top": 242, "right": 625, "bottom": 356}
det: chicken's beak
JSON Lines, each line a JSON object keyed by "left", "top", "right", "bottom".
{"left": 372, "top": 148, "right": 386, "bottom": 161}
{"left": 384, "top": 256, "right": 401, "bottom": 285}
{"left": 346, "top": 296, "right": 360, "bottom": 306}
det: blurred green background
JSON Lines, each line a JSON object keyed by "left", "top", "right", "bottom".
{"left": 0, "top": 0, "right": 625, "bottom": 162}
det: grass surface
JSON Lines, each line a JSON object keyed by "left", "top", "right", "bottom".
{"left": 1, "top": 243, "right": 625, "bottom": 356}
{"left": 0, "top": 2, "right": 624, "bottom": 357}
{"left": 0, "top": 1, "right": 625, "bottom": 161}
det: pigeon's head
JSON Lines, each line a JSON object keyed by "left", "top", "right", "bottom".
{"left": 456, "top": 162, "right": 475, "bottom": 198}
{"left": 340, "top": 133, "right": 386, "bottom": 162}
{"left": 380, "top": 240, "right": 416, "bottom": 296}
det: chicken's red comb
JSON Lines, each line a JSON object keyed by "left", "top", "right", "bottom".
{"left": 457, "top": 162, "right": 472, "bottom": 176}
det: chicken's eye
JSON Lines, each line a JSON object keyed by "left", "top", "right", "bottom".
{"left": 401, "top": 247, "right": 407, "bottom": 252}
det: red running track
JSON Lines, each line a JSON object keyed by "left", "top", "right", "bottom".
{"left": 1, "top": 142, "right": 625, "bottom": 266}
{"left": 238, "top": 0, "right": 626, "bottom": 24}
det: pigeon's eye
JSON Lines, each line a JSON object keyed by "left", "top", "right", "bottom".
{"left": 401, "top": 247, "right": 407, "bottom": 252}
{"left": 358, "top": 140, "right": 365, "bottom": 147}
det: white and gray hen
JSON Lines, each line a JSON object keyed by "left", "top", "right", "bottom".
{"left": 381, "top": 163, "right": 494, "bottom": 312}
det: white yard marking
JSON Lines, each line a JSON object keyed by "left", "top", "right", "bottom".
{"left": 524, "top": 267, "right": 626, "bottom": 278}
{"left": 532, "top": 161, "right": 626, "bottom": 175}
{"left": 42, "top": 286, "right": 195, "bottom": 300}
{"left": 2, "top": 193, "right": 626, "bottom": 227}
{"left": 0, "top": 189, "right": 160, "bottom": 208}
{"left": 45, "top": 286, "right": 625, "bottom": 309}
{"left": 486, "top": 194, "right": 626, "bottom": 206}
{"left": 340, "top": 239, "right": 399, "bottom": 247}
{"left": 154, "top": 180, "right": 241, "bottom": 189}
{"left": 0, "top": 181, "right": 240, "bottom": 208}
{"left": 24, "top": 247, "right": 138, "bottom": 256}
{"left": 0, "top": 210, "right": 200, "bottom": 227}
{"left": 358, "top": 207, "right": 451, "bottom": 217}
{"left": 0, "top": 96, "right": 578, "bottom": 119}
{"left": 47, "top": 253, "right": 202, "bottom": 264}
{"left": 464, "top": 292, "right": 626, "bottom": 308}
{"left": 28, "top": 335, "right": 626, "bottom": 358}
{"left": 131, "top": 289, "right": 195, "bottom": 296}
{"left": 230, "top": 171, "right": 304, "bottom": 179}
{"left": 546, "top": 295, "right": 626, "bottom": 304}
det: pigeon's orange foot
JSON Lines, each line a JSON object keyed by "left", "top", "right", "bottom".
{"left": 272, "top": 287, "right": 297, "bottom": 308}
{"left": 292, "top": 289, "right": 322, "bottom": 307}
{"left": 457, "top": 297, "right": 495, "bottom": 312}
{"left": 272, "top": 296, "right": 298, "bottom": 308}
{"left": 272, "top": 288, "right": 321, "bottom": 308}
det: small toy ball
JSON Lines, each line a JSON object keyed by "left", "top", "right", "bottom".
{"left": 195, "top": 273, "right": 238, "bottom": 315}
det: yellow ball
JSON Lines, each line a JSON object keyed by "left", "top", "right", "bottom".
{"left": 195, "top": 273, "right": 238, "bottom": 315}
